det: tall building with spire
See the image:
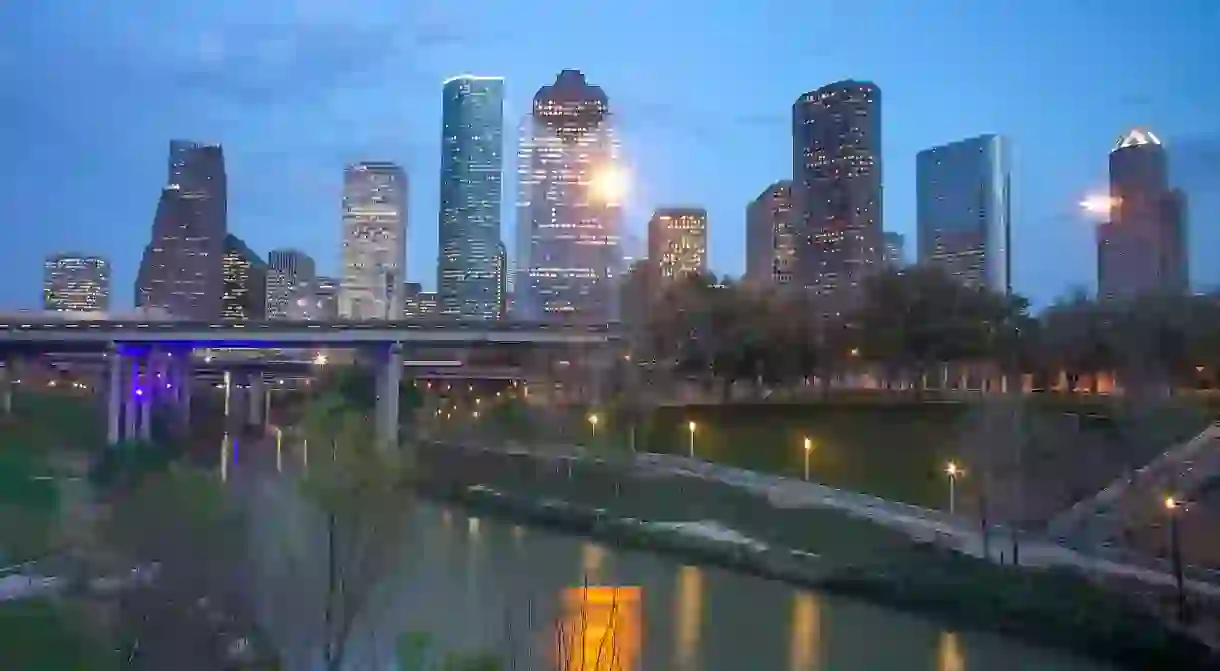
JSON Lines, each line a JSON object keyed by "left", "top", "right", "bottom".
{"left": 1097, "top": 129, "right": 1188, "bottom": 300}
{"left": 340, "top": 162, "right": 407, "bottom": 320}
{"left": 136, "top": 140, "right": 227, "bottom": 318}
{"left": 438, "top": 75, "right": 505, "bottom": 321}
{"left": 792, "top": 81, "right": 882, "bottom": 309}
{"left": 517, "top": 70, "right": 623, "bottom": 323}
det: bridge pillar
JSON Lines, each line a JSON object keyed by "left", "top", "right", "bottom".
{"left": 248, "top": 372, "right": 265, "bottom": 428}
{"left": 375, "top": 342, "right": 403, "bottom": 450}
{"left": 106, "top": 349, "right": 121, "bottom": 446}
{"left": 124, "top": 357, "right": 139, "bottom": 442}
{"left": 0, "top": 359, "right": 12, "bottom": 415}
{"left": 177, "top": 354, "right": 192, "bottom": 429}
{"left": 138, "top": 355, "right": 152, "bottom": 443}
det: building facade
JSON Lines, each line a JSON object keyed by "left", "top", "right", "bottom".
{"left": 792, "top": 81, "right": 882, "bottom": 306}
{"left": 1097, "top": 129, "right": 1189, "bottom": 301}
{"left": 882, "top": 232, "right": 906, "bottom": 269}
{"left": 136, "top": 140, "right": 227, "bottom": 319}
{"left": 221, "top": 234, "right": 267, "bottom": 320}
{"left": 648, "top": 207, "right": 708, "bottom": 282}
{"left": 43, "top": 253, "right": 109, "bottom": 312}
{"left": 266, "top": 249, "right": 316, "bottom": 320}
{"left": 494, "top": 241, "right": 508, "bottom": 319}
{"left": 517, "top": 70, "right": 623, "bottom": 323}
{"left": 916, "top": 134, "right": 1011, "bottom": 292}
{"left": 437, "top": 75, "right": 505, "bottom": 321}
{"left": 745, "top": 181, "right": 794, "bottom": 286}
{"left": 340, "top": 162, "right": 407, "bottom": 320}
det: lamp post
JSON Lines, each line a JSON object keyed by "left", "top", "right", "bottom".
{"left": 588, "top": 413, "right": 599, "bottom": 440}
{"left": 1165, "top": 496, "right": 1188, "bottom": 623}
{"left": 803, "top": 437, "right": 813, "bottom": 481}
{"left": 687, "top": 421, "right": 697, "bottom": 459}
{"left": 945, "top": 461, "right": 964, "bottom": 515}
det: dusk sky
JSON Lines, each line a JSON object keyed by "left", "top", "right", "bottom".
{"left": 1, "top": 1, "right": 1217, "bottom": 310}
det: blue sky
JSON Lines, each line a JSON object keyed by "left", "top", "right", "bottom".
{"left": 1, "top": 0, "right": 1217, "bottom": 310}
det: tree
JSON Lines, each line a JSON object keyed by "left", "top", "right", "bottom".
{"left": 253, "top": 393, "right": 416, "bottom": 671}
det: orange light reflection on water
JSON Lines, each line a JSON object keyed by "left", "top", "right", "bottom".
{"left": 674, "top": 565, "right": 703, "bottom": 671}
{"left": 557, "top": 586, "right": 641, "bottom": 671}
{"left": 789, "top": 590, "right": 822, "bottom": 670}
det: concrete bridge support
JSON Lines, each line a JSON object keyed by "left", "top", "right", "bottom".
{"left": 248, "top": 372, "right": 265, "bottom": 428}
{"left": 375, "top": 342, "right": 403, "bottom": 450}
{"left": 106, "top": 350, "right": 122, "bottom": 445}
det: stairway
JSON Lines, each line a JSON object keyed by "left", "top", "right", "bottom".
{"left": 1046, "top": 422, "right": 1220, "bottom": 542}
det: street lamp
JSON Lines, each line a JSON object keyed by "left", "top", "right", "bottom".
{"left": 687, "top": 420, "right": 697, "bottom": 459}
{"left": 1165, "top": 495, "right": 1188, "bottom": 623}
{"left": 588, "top": 413, "right": 599, "bottom": 440}
{"left": 803, "top": 437, "right": 813, "bottom": 481}
{"left": 945, "top": 461, "right": 964, "bottom": 515}
{"left": 313, "top": 352, "right": 328, "bottom": 366}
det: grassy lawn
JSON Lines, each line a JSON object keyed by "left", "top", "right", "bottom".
{"left": 0, "top": 599, "right": 119, "bottom": 670}
{"left": 472, "top": 393, "right": 1217, "bottom": 520}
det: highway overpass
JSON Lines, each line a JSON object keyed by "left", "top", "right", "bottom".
{"left": 0, "top": 320, "right": 621, "bottom": 350}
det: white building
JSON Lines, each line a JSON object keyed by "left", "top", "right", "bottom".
{"left": 340, "top": 162, "right": 407, "bottom": 320}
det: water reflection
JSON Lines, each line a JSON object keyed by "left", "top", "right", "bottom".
{"left": 938, "top": 631, "right": 966, "bottom": 671}
{"left": 674, "top": 565, "right": 704, "bottom": 670}
{"left": 558, "top": 586, "right": 641, "bottom": 671}
{"left": 220, "top": 431, "right": 231, "bottom": 482}
{"left": 789, "top": 590, "right": 822, "bottom": 671}
{"left": 582, "top": 542, "right": 606, "bottom": 584}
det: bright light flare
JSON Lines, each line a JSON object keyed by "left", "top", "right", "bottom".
{"left": 590, "top": 164, "right": 628, "bottom": 205}
{"left": 1080, "top": 194, "right": 1120, "bottom": 216}
{"left": 313, "top": 353, "right": 328, "bottom": 366}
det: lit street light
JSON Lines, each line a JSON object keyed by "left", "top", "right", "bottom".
{"left": 588, "top": 413, "right": 600, "bottom": 440}
{"left": 803, "top": 437, "right": 813, "bottom": 481}
{"left": 687, "top": 421, "right": 697, "bottom": 459}
{"left": 945, "top": 461, "right": 965, "bottom": 515}
{"left": 313, "top": 352, "right": 328, "bottom": 366}
{"left": 1165, "top": 496, "right": 1188, "bottom": 623}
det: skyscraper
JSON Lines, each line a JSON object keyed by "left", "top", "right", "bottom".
{"left": 221, "top": 234, "right": 267, "bottom": 321}
{"left": 916, "top": 134, "right": 1011, "bottom": 292}
{"left": 494, "top": 241, "right": 508, "bottom": 319}
{"left": 340, "top": 162, "right": 407, "bottom": 320}
{"left": 438, "top": 75, "right": 505, "bottom": 321}
{"left": 43, "top": 253, "right": 109, "bottom": 313}
{"left": 882, "top": 232, "right": 906, "bottom": 269}
{"left": 648, "top": 207, "right": 708, "bottom": 282}
{"left": 792, "top": 81, "right": 882, "bottom": 306}
{"left": 517, "top": 70, "right": 623, "bottom": 323}
{"left": 136, "top": 140, "right": 227, "bottom": 318}
{"left": 266, "top": 249, "right": 316, "bottom": 320}
{"left": 745, "top": 181, "right": 795, "bottom": 286}
{"left": 1097, "top": 129, "right": 1189, "bottom": 300}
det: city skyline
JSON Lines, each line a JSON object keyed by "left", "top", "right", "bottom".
{"left": 2, "top": 2, "right": 1217, "bottom": 311}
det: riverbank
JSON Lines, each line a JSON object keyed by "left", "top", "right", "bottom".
{"left": 414, "top": 441, "right": 1218, "bottom": 670}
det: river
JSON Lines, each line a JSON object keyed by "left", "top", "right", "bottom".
{"left": 303, "top": 502, "right": 1113, "bottom": 670}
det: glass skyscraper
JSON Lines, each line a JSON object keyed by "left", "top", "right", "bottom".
{"left": 916, "top": 134, "right": 1011, "bottom": 293}
{"left": 437, "top": 75, "right": 505, "bottom": 321}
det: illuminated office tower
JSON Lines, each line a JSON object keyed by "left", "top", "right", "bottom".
{"left": 340, "top": 162, "right": 407, "bottom": 320}
{"left": 517, "top": 70, "right": 623, "bottom": 323}
{"left": 648, "top": 207, "right": 708, "bottom": 282}
{"left": 221, "top": 234, "right": 267, "bottom": 321}
{"left": 745, "top": 181, "right": 794, "bottom": 286}
{"left": 266, "top": 248, "right": 316, "bottom": 319}
{"left": 136, "top": 140, "right": 227, "bottom": 318}
{"left": 437, "top": 75, "right": 505, "bottom": 320}
{"left": 792, "top": 81, "right": 882, "bottom": 308}
{"left": 1097, "top": 128, "right": 1188, "bottom": 300}
{"left": 43, "top": 253, "right": 109, "bottom": 313}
